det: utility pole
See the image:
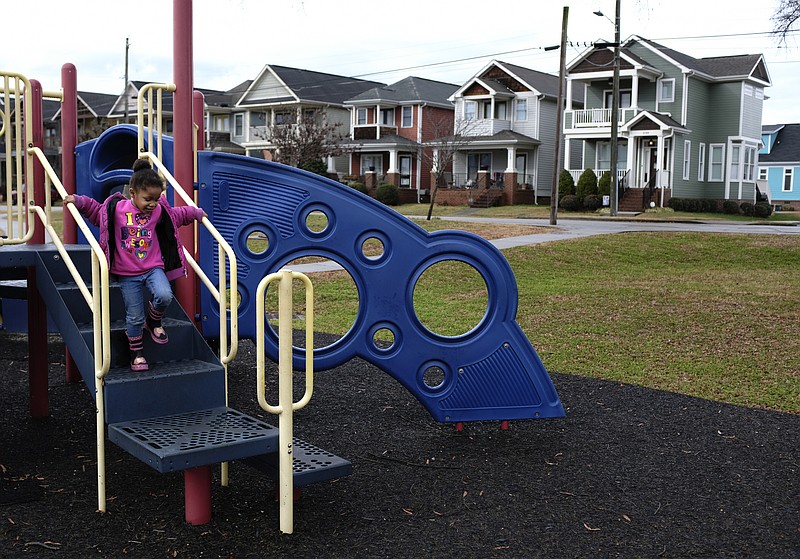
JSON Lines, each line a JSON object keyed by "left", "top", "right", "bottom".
{"left": 549, "top": 6, "right": 568, "bottom": 226}
{"left": 124, "top": 37, "right": 130, "bottom": 123}
{"left": 609, "top": 0, "right": 621, "bottom": 216}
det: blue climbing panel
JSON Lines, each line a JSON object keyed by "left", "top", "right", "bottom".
{"left": 196, "top": 153, "right": 564, "bottom": 423}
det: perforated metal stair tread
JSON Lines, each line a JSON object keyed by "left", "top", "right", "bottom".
{"left": 243, "top": 438, "right": 353, "bottom": 487}
{"left": 108, "top": 407, "right": 278, "bottom": 473}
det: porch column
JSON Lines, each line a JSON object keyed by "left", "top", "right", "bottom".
{"left": 631, "top": 73, "right": 639, "bottom": 113}
{"left": 564, "top": 137, "right": 571, "bottom": 169}
{"left": 375, "top": 103, "right": 381, "bottom": 139}
{"left": 656, "top": 136, "right": 665, "bottom": 206}
{"left": 327, "top": 156, "right": 336, "bottom": 174}
{"left": 505, "top": 147, "right": 516, "bottom": 172}
{"left": 388, "top": 149, "right": 398, "bottom": 173}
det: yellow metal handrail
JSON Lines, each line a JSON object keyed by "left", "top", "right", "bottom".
{"left": 0, "top": 71, "right": 34, "bottom": 245}
{"left": 256, "top": 269, "right": 315, "bottom": 534}
{"left": 26, "top": 147, "right": 112, "bottom": 513}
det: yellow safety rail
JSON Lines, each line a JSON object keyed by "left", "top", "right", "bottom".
{"left": 256, "top": 269, "right": 314, "bottom": 534}
{"left": 0, "top": 71, "right": 34, "bottom": 245}
{"left": 26, "top": 147, "right": 113, "bottom": 512}
{"left": 136, "top": 82, "right": 240, "bottom": 485}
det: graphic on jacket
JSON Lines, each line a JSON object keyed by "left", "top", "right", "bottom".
{"left": 119, "top": 212, "right": 154, "bottom": 261}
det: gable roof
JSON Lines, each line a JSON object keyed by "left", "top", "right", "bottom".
{"left": 345, "top": 76, "right": 458, "bottom": 108}
{"left": 453, "top": 59, "right": 584, "bottom": 105}
{"left": 239, "top": 64, "right": 385, "bottom": 107}
{"left": 634, "top": 36, "right": 771, "bottom": 85}
{"left": 759, "top": 123, "right": 800, "bottom": 163}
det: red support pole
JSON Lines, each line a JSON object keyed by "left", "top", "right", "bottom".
{"left": 61, "top": 64, "right": 81, "bottom": 384}
{"left": 184, "top": 466, "right": 212, "bottom": 524}
{"left": 173, "top": 0, "right": 198, "bottom": 327}
{"left": 27, "top": 80, "right": 49, "bottom": 418}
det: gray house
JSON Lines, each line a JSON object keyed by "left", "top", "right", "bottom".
{"left": 564, "top": 35, "right": 772, "bottom": 210}
{"left": 448, "top": 60, "right": 582, "bottom": 206}
{"left": 232, "top": 65, "right": 384, "bottom": 175}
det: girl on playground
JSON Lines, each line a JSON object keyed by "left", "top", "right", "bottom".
{"left": 65, "top": 159, "right": 206, "bottom": 372}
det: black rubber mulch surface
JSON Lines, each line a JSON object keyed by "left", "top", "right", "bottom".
{"left": 1, "top": 332, "right": 797, "bottom": 558}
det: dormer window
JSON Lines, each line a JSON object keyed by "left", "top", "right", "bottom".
{"left": 464, "top": 101, "right": 477, "bottom": 121}
{"left": 357, "top": 108, "right": 367, "bottom": 125}
{"left": 380, "top": 108, "right": 394, "bottom": 126}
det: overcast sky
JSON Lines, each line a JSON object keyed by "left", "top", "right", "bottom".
{"left": 5, "top": 0, "right": 798, "bottom": 124}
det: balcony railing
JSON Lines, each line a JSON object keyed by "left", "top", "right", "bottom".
{"left": 565, "top": 108, "right": 638, "bottom": 130}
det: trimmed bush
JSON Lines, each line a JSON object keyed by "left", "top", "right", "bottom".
{"left": 739, "top": 201, "right": 755, "bottom": 216}
{"left": 753, "top": 202, "right": 773, "bottom": 218}
{"left": 558, "top": 169, "right": 575, "bottom": 201}
{"left": 597, "top": 171, "right": 611, "bottom": 197}
{"left": 560, "top": 194, "right": 582, "bottom": 211}
{"left": 584, "top": 194, "right": 603, "bottom": 211}
{"left": 576, "top": 168, "right": 598, "bottom": 200}
{"left": 348, "top": 181, "right": 367, "bottom": 194}
{"left": 375, "top": 183, "right": 400, "bottom": 206}
{"left": 299, "top": 159, "right": 329, "bottom": 177}
{"left": 722, "top": 200, "right": 740, "bottom": 215}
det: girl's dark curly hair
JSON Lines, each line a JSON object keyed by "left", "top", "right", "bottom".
{"left": 130, "top": 159, "right": 165, "bottom": 193}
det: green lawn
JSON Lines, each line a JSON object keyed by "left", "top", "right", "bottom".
{"left": 292, "top": 231, "right": 800, "bottom": 414}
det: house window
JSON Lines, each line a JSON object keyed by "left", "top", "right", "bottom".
{"left": 743, "top": 84, "right": 754, "bottom": 97}
{"left": 467, "top": 153, "right": 492, "bottom": 180}
{"left": 604, "top": 90, "right": 632, "bottom": 109}
{"left": 401, "top": 106, "right": 413, "bottom": 128}
{"left": 380, "top": 108, "right": 394, "bottom": 126}
{"left": 698, "top": 143, "right": 706, "bottom": 181}
{"left": 515, "top": 99, "right": 527, "bottom": 121}
{"left": 597, "top": 142, "right": 611, "bottom": 170}
{"left": 399, "top": 155, "right": 411, "bottom": 187}
{"left": 234, "top": 113, "right": 243, "bottom": 137}
{"left": 683, "top": 140, "right": 691, "bottom": 180}
{"left": 362, "top": 155, "right": 383, "bottom": 174}
{"left": 482, "top": 102, "right": 492, "bottom": 119}
{"left": 744, "top": 146, "right": 756, "bottom": 181}
{"left": 275, "top": 110, "right": 294, "bottom": 125}
{"left": 730, "top": 145, "right": 741, "bottom": 180}
{"left": 495, "top": 101, "right": 507, "bottom": 120}
{"left": 212, "top": 115, "right": 229, "bottom": 132}
{"left": 784, "top": 168, "right": 793, "bottom": 192}
{"left": 357, "top": 108, "right": 367, "bottom": 125}
{"left": 755, "top": 87, "right": 764, "bottom": 100}
{"left": 709, "top": 144, "right": 724, "bottom": 181}
{"left": 464, "top": 101, "right": 476, "bottom": 121}
{"left": 515, "top": 153, "right": 528, "bottom": 184}
{"left": 758, "top": 167, "right": 768, "bottom": 181}
{"left": 658, "top": 79, "right": 675, "bottom": 103}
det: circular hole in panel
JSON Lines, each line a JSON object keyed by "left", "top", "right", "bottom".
{"left": 361, "top": 236, "right": 385, "bottom": 261}
{"left": 372, "top": 327, "right": 395, "bottom": 350}
{"left": 412, "top": 259, "right": 488, "bottom": 338}
{"left": 305, "top": 209, "right": 329, "bottom": 234}
{"left": 422, "top": 365, "right": 446, "bottom": 390}
{"left": 245, "top": 229, "right": 270, "bottom": 256}
{"left": 264, "top": 256, "right": 359, "bottom": 350}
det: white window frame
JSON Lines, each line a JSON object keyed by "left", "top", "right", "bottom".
{"left": 401, "top": 106, "right": 413, "bottom": 128}
{"left": 515, "top": 99, "right": 527, "bottom": 121}
{"left": 379, "top": 108, "right": 394, "bottom": 126}
{"left": 658, "top": 78, "right": 675, "bottom": 103}
{"left": 495, "top": 100, "right": 507, "bottom": 120}
{"left": 362, "top": 155, "right": 383, "bottom": 174}
{"left": 698, "top": 143, "right": 706, "bottom": 181}
{"left": 683, "top": 140, "right": 691, "bottom": 180}
{"left": 709, "top": 144, "right": 725, "bottom": 182}
{"left": 233, "top": 113, "right": 243, "bottom": 137}
{"left": 356, "top": 108, "right": 367, "bottom": 125}
{"left": 758, "top": 167, "right": 768, "bottom": 181}
{"left": 744, "top": 146, "right": 756, "bottom": 182}
{"left": 399, "top": 155, "right": 411, "bottom": 186}
{"left": 784, "top": 168, "right": 793, "bottom": 192}
{"left": 730, "top": 145, "right": 741, "bottom": 181}
{"left": 464, "top": 101, "right": 476, "bottom": 121}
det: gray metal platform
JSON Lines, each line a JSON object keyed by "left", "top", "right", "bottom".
{"left": 244, "top": 438, "right": 353, "bottom": 487}
{"left": 108, "top": 407, "right": 279, "bottom": 473}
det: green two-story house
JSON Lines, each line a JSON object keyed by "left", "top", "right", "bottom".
{"left": 563, "top": 35, "right": 771, "bottom": 210}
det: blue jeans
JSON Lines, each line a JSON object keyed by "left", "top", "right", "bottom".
{"left": 117, "top": 267, "right": 173, "bottom": 338}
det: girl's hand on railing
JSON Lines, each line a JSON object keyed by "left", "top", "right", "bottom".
{"left": 64, "top": 194, "right": 75, "bottom": 205}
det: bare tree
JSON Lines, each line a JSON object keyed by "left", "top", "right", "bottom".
{"left": 420, "top": 117, "right": 478, "bottom": 220}
{"left": 268, "top": 111, "right": 348, "bottom": 173}
{"left": 772, "top": 0, "right": 800, "bottom": 43}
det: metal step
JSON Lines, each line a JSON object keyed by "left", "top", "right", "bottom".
{"left": 108, "top": 407, "right": 278, "bottom": 473}
{"left": 243, "top": 438, "right": 353, "bottom": 487}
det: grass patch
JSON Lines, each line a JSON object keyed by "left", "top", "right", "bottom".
{"left": 304, "top": 232, "right": 800, "bottom": 413}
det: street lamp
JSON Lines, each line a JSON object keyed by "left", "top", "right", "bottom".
{"left": 595, "top": 1, "right": 620, "bottom": 216}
